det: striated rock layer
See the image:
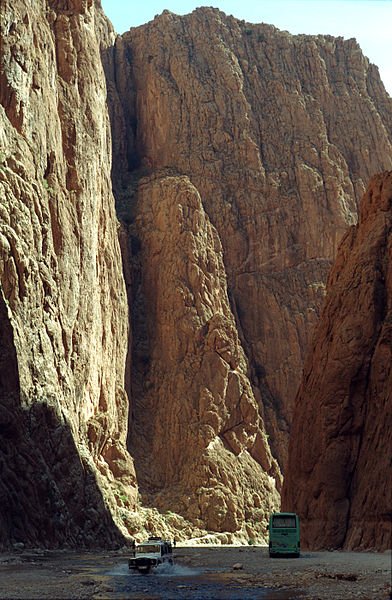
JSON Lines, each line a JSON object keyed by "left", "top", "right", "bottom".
{"left": 0, "top": 0, "right": 136, "bottom": 548}
{"left": 282, "top": 172, "right": 392, "bottom": 551}
{"left": 106, "top": 8, "right": 392, "bottom": 473}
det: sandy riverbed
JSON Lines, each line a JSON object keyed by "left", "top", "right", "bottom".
{"left": 0, "top": 545, "right": 390, "bottom": 599}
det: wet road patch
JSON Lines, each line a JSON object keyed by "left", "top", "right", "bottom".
{"left": 96, "top": 561, "right": 304, "bottom": 599}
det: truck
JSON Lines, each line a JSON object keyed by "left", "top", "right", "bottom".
{"left": 128, "top": 537, "right": 174, "bottom": 573}
{"left": 268, "top": 512, "right": 300, "bottom": 558}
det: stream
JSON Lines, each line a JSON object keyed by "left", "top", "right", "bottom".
{"left": 95, "top": 560, "right": 303, "bottom": 599}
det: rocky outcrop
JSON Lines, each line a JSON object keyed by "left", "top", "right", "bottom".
{"left": 128, "top": 171, "right": 280, "bottom": 539}
{"left": 106, "top": 8, "right": 392, "bottom": 471}
{"left": 0, "top": 0, "right": 136, "bottom": 548}
{"left": 282, "top": 172, "right": 392, "bottom": 551}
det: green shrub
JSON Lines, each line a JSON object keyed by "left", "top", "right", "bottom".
{"left": 43, "top": 178, "right": 54, "bottom": 194}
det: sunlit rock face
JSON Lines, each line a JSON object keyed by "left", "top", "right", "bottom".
{"left": 2, "top": 0, "right": 392, "bottom": 548}
{"left": 127, "top": 172, "right": 280, "bottom": 537}
{"left": 282, "top": 171, "right": 392, "bottom": 551}
{"left": 0, "top": 0, "right": 136, "bottom": 548}
{"left": 105, "top": 8, "right": 392, "bottom": 474}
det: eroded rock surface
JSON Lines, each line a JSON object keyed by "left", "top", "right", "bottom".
{"left": 128, "top": 172, "right": 280, "bottom": 538}
{"left": 2, "top": 0, "right": 392, "bottom": 548}
{"left": 282, "top": 172, "right": 392, "bottom": 551}
{"left": 106, "top": 8, "right": 392, "bottom": 470}
{"left": 0, "top": 0, "right": 136, "bottom": 548}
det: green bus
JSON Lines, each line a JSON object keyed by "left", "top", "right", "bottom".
{"left": 268, "top": 512, "right": 300, "bottom": 558}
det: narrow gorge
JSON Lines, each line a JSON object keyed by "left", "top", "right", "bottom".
{"left": 0, "top": 0, "right": 391, "bottom": 550}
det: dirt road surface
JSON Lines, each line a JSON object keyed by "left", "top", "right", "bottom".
{"left": 0, "top": 545, "right": 390, "bottom": 599}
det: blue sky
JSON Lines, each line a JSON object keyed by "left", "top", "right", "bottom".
{"left": 100, "top": 0, "right": 392, "bottom": 95}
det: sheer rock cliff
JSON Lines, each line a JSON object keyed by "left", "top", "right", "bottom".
{"left": 1, "top": 0, "right": 392, "bottom": 548}
{"left": 106, "top": 8, "right": 392, "bottom": 474}
{"left": 0, "top": 0, "right": 136, "bottom": 548}
{"left": 105, "top": 8, "right": 392, "bottom": 474}
{"left": 282, "top": 171, "right": 392, "bottom": 551}
{"left": 128, "top": 171, "right": 280, "bottom": 537}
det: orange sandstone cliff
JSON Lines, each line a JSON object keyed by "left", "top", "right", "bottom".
{"left": 103, "top": 8, "right": 392, "bottom": 528}
{"left": 0, "top": 0, "right": 136, "bottom": 548}
{"left": 282, "top": 172, "right": 392, "bottom": 551}
{"left": 127, "top": 172, "right": 280, "bottom": 538}
{"left": 1, "top": 0, "right": 392, "bottom": 548}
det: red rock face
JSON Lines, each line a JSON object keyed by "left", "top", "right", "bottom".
{"left": 282, "top": 172, "right": 392, "bottom": 551}
{"left": 127, "top": 172, "right": 280, "bottom": 539}
{"left": 107, "top": 8, "right": 392, "bottom": 473}
{"left": 101, "top": 7, "right": 392, "bottom": 539}
{"left": 1, "top": 0, "right": 392, "bottom": 548}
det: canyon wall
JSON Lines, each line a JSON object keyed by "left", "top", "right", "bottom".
{"left": 127, "top": 171, "right": 280, "bottom": 539}
{"left": 104, "top": 6, "right": 392, "bottom": 520}
{"left": 0, "top": 0, "right": 136, "bottom": 548}
{"left": 1, "top": 0, "right": 391, "bottom": 547}
{"left": 282, "top": 171, "right": 392, "bottom": 551}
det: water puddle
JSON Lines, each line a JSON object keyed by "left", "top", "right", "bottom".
{"left": 155, "top": 563, "right": 201, "bottom": 577}
{"left": 0, "top": 552, "right": 304, "bottom": 599}
{"left": 95, "top": 561, "right": 303, "bottom": 599}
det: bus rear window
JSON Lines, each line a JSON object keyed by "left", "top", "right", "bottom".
{"left": 272, "top": 515, "right": 296, "bottom": 528}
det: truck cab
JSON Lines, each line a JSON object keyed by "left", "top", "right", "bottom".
{"left": 128, "top": 537, "right": 173, "bottom": 573}
{"left": 268, "top": 512, "right": 300, "bottom": 558}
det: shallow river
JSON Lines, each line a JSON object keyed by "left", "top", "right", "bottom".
{"left": 96, "top": 560, "right": 301, "bottom": 599}
{"left": 1, "top": 547, "right": 389, "bottom": 599}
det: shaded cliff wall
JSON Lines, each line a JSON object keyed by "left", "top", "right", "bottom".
{"left": 105, "top": 8, "right": 392, "bottom": 481}
{"left": 0, "top": 0, "right": 136, "bottom": 548}
{"left": 282, "top": 172, "right": 392, "bottom": 551}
